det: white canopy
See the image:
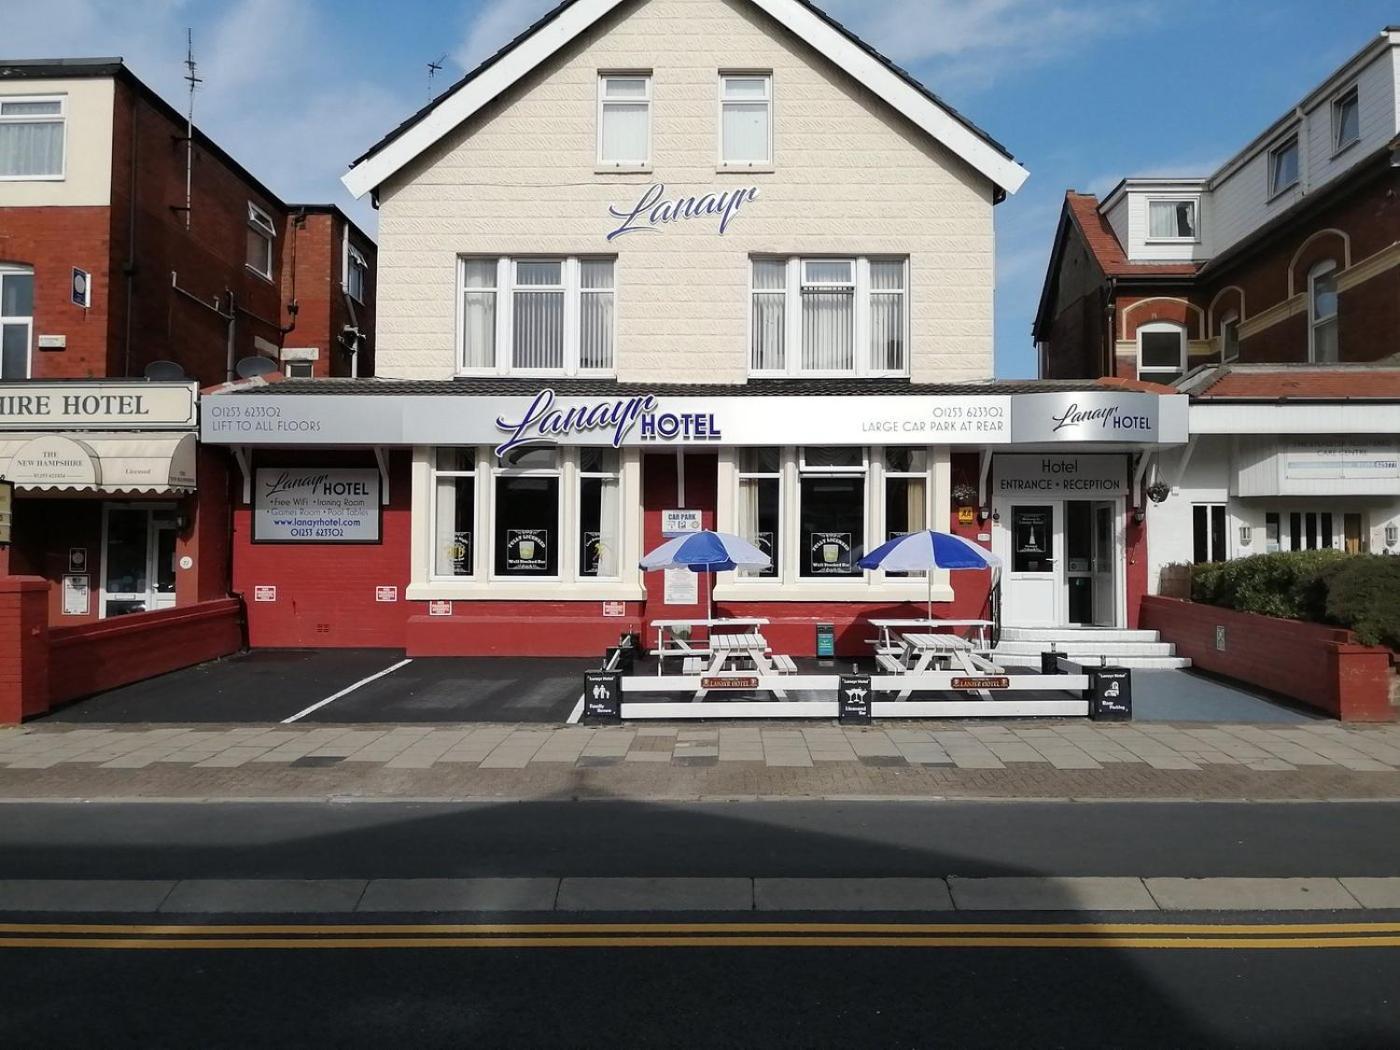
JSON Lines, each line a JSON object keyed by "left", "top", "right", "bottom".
{"left": 0, "top": 432, "right": 197, "bottom": 493}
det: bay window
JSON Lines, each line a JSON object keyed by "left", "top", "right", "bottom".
{"left": 798, "top": 447, "right": 865, "bottom": 578}
{"left": 737, "top": 447, "right": 781, "bottom": 577}
{"left": 0, "top": 96, "right": 65, "bottom": 179}
{"left": 750, "top": 257, "right": 908, "bottom": 377}
{"left": 882, "top": 448, "right": 927, "bottom": 577}
{"left": 493, "top": 447, "right": 560, "bottom": 578}
{"left": 431, "top": 448, "right": 476, "bottom": 577}
{"left": 578, "top": 448, "right": 621, "bottom": 578}
{"left": 459, "top": 256, "right": 615, "bottom": 375}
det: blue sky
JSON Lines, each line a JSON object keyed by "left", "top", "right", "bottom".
{"left": 7, "top": 0, "right": 1394, "bottom": 377}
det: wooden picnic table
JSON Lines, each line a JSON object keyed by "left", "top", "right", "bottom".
{"left": 652, "top": 617, "right": 770, "bottom": 675}
{"left": 882, "top": 631, "right": 1005, "bottom": 702}
{"left": 868, "top": 618, "right": 995, "bottom": 653}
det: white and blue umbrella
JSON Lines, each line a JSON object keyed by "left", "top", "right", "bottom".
{"left": 640, "top": 530, "right": 771, "bottom": 621}
{"left": 857, "top": 530, "right": 1002, "bottom": 619}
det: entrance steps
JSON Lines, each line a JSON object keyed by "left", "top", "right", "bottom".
{"left": 994, "top": 627, "right": 1191, "bottom": 670}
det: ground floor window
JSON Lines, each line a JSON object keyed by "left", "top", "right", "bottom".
{"left": 432, "top": 448, "right": 476, "bottom": 577}
{"left": 737, "top": 447, "right": 780, "bottom": 577}
{"left": 1193, "top": 504, "right": 1226, "bottom": 563}
{"left": 493, "top": 447, "right": 561, "bottom": 577}
{"left": 102, "top": 504, "right": 178, "bottom": 618}
{"left": 798, "top": 447, "right": 866, "bottom": 577}
{"left": 882, "top": 447, "right": 927, "bottom": 577}
{"left": 578, "top": 448, "right": 620, "bottom": 578}
{"left": 1265, "top": 509, "right": 1342, "bottom": 553}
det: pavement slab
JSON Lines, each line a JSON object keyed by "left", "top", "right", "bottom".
{"left": 1144, "top": 877, "right": 1362, "bottom": 911}
{"left": 160, "top": 879, "right": 368, "bottom": 914}
{"left": 0, "top": 879, "right": 176, "bottom": 912}
{"left": 948, "top": 877, "right": 1159, "bottom": 912}
{"left": 755, "top": 877, "right": 954, "bottom": 911}
{"left": 556, "top": 877, "right": 753, "bottom": 911}
{"left": 357, "top": 878, "right": 559, "bottom": 912}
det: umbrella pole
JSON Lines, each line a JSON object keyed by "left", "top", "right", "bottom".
{"left": 926, "top": 570, "right": 932, "bottom": 622}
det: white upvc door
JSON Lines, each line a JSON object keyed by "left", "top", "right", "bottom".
{"left": 996, "top": 501, "right": 1062, "bottom": 627}
{"left": 100, "top": 504, "right": 177, "bottom": 618}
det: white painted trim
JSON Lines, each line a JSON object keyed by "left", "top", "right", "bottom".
{"left": 341, "top": 0, "right": 1026, "bottom": 199}
{"left": 281, "top": 658, "right": 413, "bottom": 723}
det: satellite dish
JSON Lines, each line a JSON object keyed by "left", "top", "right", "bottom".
{"left": 144, "top": 360, "right": 187, "bottom": 381}
{"left": 235, "top": 356, "right": 279, "bottom": 379}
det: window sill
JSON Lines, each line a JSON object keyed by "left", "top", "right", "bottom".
{"left": 1266, "top": 181, "right": 1299, "bottom": 204}
{"left": 1143, "top": 237, "right": 1199, "bottom": 245}
{"left": 714, "top": 580, "right": 955, "bottom": 603}
{"left": 244, "top": 264, "right": 275, "bottom": 284}
{"left": 1329, "top": 138, "right": 1359, "bottom": 161}
{"left": 407, "top": 581, "right": 646, "bottom": 602}
{"left": 594, "top": 165, "right": 652, "bottom": 175}
{"left": 717, "top": 165, "right": 774, "bottom": 175}
{"left": 0, "top": 173, "right": 65, "bottom": 182}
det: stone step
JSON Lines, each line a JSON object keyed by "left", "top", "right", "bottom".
{"left": 1000, "top": 654, "right": 1193, "bottom": 670}
{"left": 998, "top": 627, "right": 1161, "bottom": 643}
{"left": 994, "top": 640, "right": 1180, "bottom": 658}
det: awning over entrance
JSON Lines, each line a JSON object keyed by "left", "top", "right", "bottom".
{"left": 0, "top": 432, "right": 197, "bottom": 493}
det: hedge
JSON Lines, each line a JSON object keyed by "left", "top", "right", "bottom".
{"left": 1189, "top": 551, "right": 1400, "bottom": 650}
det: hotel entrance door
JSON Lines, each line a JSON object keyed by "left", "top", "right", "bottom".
{"left": 997, "top": 498, "right": 1121, "bottom": 627}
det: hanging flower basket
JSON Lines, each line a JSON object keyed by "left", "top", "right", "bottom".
{"left": 951, "top": 482, "right": 977, "bottom": 505}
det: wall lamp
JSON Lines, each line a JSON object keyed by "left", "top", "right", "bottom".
{"left": 1386, "top": 524, "right": 1398, "bottom": 548}
{"left": 1132, "top": 507, "right": 1146, "bottom": 525}
{"left": 1239, "top": 525, "right": 1252, "bottom": 548}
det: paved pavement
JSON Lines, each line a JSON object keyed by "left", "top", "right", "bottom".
{"left": 2, "top": 720, "right": 1399, "bottom": 800}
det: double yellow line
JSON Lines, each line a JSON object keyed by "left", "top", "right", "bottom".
{"left": 2, "top": 921, "right": 1400, "bottom": 951}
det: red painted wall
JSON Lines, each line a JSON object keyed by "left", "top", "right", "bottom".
{"left": 1141, "top": 596, "right": 1396, "bottom": 722}
{"left": 0, "top": 577, "right": 50, "bottom": 722}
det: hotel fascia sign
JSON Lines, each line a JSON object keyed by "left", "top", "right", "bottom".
{"left": 203, "top": 388, "right": 1188, "bottom": 455}
{"left": 0, "top": 382, "right": 198, "bottom": 430}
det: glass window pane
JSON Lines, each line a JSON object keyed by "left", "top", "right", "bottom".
{"left": 0, "top": 121, "right": 63, "bottom": 177}
{"left": 884, "top": 475, "right": 926, "bottom": 577}
{"left": 738, "top": 476, "right": 779, "bottom": 577}
{"left": 1211, "top": 505, "right": 1226, "bottom": 562}
{"left": 579, "top": 289, "right": 613, "bottom": 370}
{"left": 579, "top": 447, "right": 619, "bottom": 474}
{"left": 494, "top": 476, "right": 559, "bottom": 576}
{"left": 1, "top": 324, "right": 29, "bottom": 379}
{"left": 501, "top": 446, "right": 558, "bottom": 470}
{"left": 1, "top": 273, "right": 33, "bottom": 316}
{"left": 740, "top": 447, "right": 781, "bottom": 474}
{"left": 104, "top": 509, "right": 150, "bottom": 594}
{"left": 516, "top": 261, "right": 562, "bottom": 286}
{"left": 1336, "top": 94, "right": 1359, "bottom": 147}
{"left": 1313, "top": 318, "right": 1338, "bottom": 363}
{"left": 246, "top": 229, "right": 271, "bottom": 274}
{"left": 870, "top": 261, "right": 904, "bottom": 290}
{"left": 1, "top": 100, "right": 62, "bottom": 116}
{"left": 884, "top": 447, "right": 926, "bottom": 473}
{"left": 513, "top": 289, "right": 564, "bottom": 369}
{"left": 603, "top": 77, "right": 648, "bottom": 99}
{"left": 435, "top": 472, "right": 474, "bottom": 576}
{"left": 600, "top": 102, "right": 648, "bottom": 163}
{"left": 723, "top": 77, "right": 768, "bottom": 100}
{"left": 462, "top": 289, "right": 495, "bottom": 368}
{"left": 1193, "top": 506, "right": 1209, "bottom": 563}
{"left": 870, "top": 286, "right": 905, "bottom": 372}
{"left": 803, "top": 260, "right": 852, "bottom": 284}
{"left": 801, "top": 287, "right": 853, "bottom": 370}
{"left": 1271, "top": 142, "right": 1298, "bottom": 191}
{"left": 1149, "top": 201, "right": 1195, "bottom": 238}
{"left": 155, "top": 525, "right": 177, "bottom": 593}
{"left": 435, "top": 447, "right": 475, "bottom": 473}
{"left": 804, "top": 446, "right": 861, "bottom": 469}
{"left": 800, "top": 476, "right": 864, "bottom": 577}
{"left": 1140, "top": 331, "right": 1182, "bottom": 368}
{"left": 580, "top": 260, "right": 614, "bottom": 289}
{"left": 1312, "top": 271, "right": 1337, "bottom": 318}
{"left": 752, "top": 260, "right": 786, "bottom": 290}
{"left": 1012, "top": 506, "right": 1054, "bottom": 573}
{"left": 579, "top": 475, "right": 620, "bottom": 577}
{"left": 462, "top": 259, "right": 496, "bottom": 288}
{"left": 751, "top": 290, "right": 785, "bottom": 371}
{"left": 721, "top": 102, "right": 768, "bottom": 163}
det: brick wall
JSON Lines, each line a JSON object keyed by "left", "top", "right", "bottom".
{"left": 0, "top": 577, "right": 50, "bottom": 722}
{"left": 279, "top": 211, "right": 377, "bottom": 378}
{"left": 1141, "top": 596, "right": 1395, "bottom": 722}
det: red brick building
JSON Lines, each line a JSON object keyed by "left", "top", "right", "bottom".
{"left": 0, "top": 58, "right": 375, "bottom": 721}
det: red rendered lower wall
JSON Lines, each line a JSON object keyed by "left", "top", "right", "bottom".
{"left": 0, "top": 577, "right": 51, "bottom": 722}
{"left": 407, "top": 603, "right": 646, "bottom": 657}
{"left": 1141, "top": 596, "right": 1396, "bottom": 722}
{"left": 47, "top": 599, "right": 244, "bottom": 709}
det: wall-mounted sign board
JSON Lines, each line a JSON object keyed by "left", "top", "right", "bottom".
{"left": 252, "top": 467, "right": 381, "bottom": 543}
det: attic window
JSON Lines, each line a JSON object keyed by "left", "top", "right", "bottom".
{"left": 246, "top": 203, "right": 276, "bottom": 279}
{"left": 1147, "top": 199, "right": 1197, "bottom": 241}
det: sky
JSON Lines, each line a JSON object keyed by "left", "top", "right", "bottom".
{"left": 4, "top": 0, "right": 1394, "bottom": 378}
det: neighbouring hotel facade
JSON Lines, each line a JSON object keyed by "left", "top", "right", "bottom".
{"left": 202, "top": 0, "right": 1188, "bottom": 655}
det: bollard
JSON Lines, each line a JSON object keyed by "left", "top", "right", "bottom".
{"left": 1041, "top": 650, "right": 1061, "bottom": 675}
{"left": 1087, "top": 666, "right": 1132, "bottom": 721}
{"left": 838, "top": 673, "right": 873, "bottom": 725}
{"left": 582, "top": 670, "right": 623, "bottom": 724}
{"left": 605, "top": 644, "right": 635, "bottom": 676}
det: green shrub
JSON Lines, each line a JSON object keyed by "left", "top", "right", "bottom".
{"left": 1189, "top": 549, "right": 1399, "bottom": 651}
{"left": 1322, "top": 556, "right": 1400, "bottom": 650}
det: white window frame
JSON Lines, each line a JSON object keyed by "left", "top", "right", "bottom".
{"left": 1219, "top": 311, "right": 1240, "bottom": 363}
{"left": 429, "top": 447, "right": 480, "bottom": 581}
{"left": 98, "top": 502, "right": 178, "bottom": 619}
{"left": 1267, "top": 135, "right": 1300, "bottom": 199}
{"left": 796, "top": 446, "right": 870, "bottom": 582}
{"left": 246, "top": 202, "right": 276, "bottom": 280}
{"left": 736, "top": 448, "right": 783, "bottom": 580}
{"left": 1307, "top": 259, "right": 1339, "bottom": 364}
{"left": 718, "top": 72, "right": 773, "bottom": 169}
{"left": 879, "top": 448, "right": 932, "bottom": 579}
{"left": 489, "top": 447, "right": 563, "bottom": 582}
{"left": 596, "top": 73, "right": 652, "bottom": 170}
{"left": 283, "top": 360, "right": 314, "bottom": 378}
{"left": 1136, "top": 321, "right": 1187, "bottom": 384}
{"left": 1192, "top": 503, "right": 1228, "bottom": 563}
{"left": 0, "top": 265, "right": 35, "bottom": 381}
{"left": 576, "top": 448, "right": 622, "bottom": 581}
{"left": 1145, "top": 197, "right": 1199, "bottom": 243}
{"left": 457, "top": 256, "right": 616, "bottom": 377}
{"left": 345, "top": 244, "right": 368, "bottom": 303}
{"left": 1331, "top": 85, "right": 1360, "bottom": 155}
{"left": 0, "top": 94, "right": 66, "bottom": 181}
{"left": 748, "top": 256, "right": 910, "bottom": 379}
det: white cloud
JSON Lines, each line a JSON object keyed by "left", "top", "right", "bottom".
{"left": 455, "top": 0, "right": 559, "bottom": 72}
{"left": 824, "top": 0, "right": 1157, "bottom": 94}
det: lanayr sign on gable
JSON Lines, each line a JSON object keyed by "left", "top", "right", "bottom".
{"left": 606, "top": 183, "right": 759, "bottom": 240}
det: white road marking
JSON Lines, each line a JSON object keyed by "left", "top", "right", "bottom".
{"left": 566, "top": 694, "right": 585, "bottom": 724}
{"left": 281, "top": 659, "right": 413, "bottom": 724}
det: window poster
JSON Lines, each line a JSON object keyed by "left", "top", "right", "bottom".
{"left": 253, "top": 467, "right": 380, "bottom": 543}
{"left": 1012, "top": 507, "right": 1053, "bottom": 573}
{"left": 754, "top": 530, "right": 776, "bottom": 575}
{"left": 664, "top": 567, "right": 698, "bottom": 605}
{"left": 583, "top": 531, "right": 602, "bottom": 576}
{"left": 506, "top": 528, "right": 549, "bottom": 573}
{"left": 809, "top": 532, "right": 853, "bottom": 574}
{"left": 450, "top": 531, "right": 471, "bottom": 574}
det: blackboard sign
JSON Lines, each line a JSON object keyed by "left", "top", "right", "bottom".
{"left": 582, "top": 670, "right": 622, "bottom": 724}
{"left": 838, "top": 673, "right": 873, "bottom": 724}
{"left": 1089, "top": 667, "right": 1132, "bottom": 721}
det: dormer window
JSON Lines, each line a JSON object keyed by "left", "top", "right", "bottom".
{"left": 1147, "top": 199, "right": 1197, "bottom": 241}
{"left": 1268, "top": 136, "right": 1299, "bottom": 198}
{"left": 1332, "top": 86, "right": 1359, "bottom": 153}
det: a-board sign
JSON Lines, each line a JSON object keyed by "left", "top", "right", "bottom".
{"left": 951, "top": 676, "right": 1011, "bottom": 690}
{"left": 582, "top": 670, "right": 622, "bottom": 723}
{"left": 838, "top": 673, "right": 873, "bottom": 724}
{"left": 1089, "top": 667, "right": 1132, "bottom": 721}
{"left": 700, "top": 675, "right": 758, "bottom": 690}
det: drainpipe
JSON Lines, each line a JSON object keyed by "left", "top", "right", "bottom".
{"left": 122, "top": 100, "right": 138, "bottom": 377}
{"left": 170, "top": 273, "right": 235, "bottom": 379}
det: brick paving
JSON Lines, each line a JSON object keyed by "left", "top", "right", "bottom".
{"left": 1, "top": 720, "right": 1399, "bottom": 801}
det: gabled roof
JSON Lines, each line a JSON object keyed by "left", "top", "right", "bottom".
{"left": 342, "top": 0, "right": 1028, "bottom": 199}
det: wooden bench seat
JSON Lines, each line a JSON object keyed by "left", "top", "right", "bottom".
{"left": 875, "top": 653, "right": 907, "bottom": 674}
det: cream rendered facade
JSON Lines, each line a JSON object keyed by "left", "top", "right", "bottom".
{"left": 0, "top": 77, "right": 113, "bottom": 208}
{"left": 372, "top": 0, "right": 998, "bottom": 384}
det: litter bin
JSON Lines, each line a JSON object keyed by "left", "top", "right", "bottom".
{"left": 816, "top": 623, "right": 835, "bottom": 658}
